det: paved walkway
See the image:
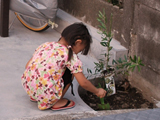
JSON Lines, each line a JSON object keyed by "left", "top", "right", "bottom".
{"left": 0, "top": 9, "right": 159, "bottom": 120}
{"left": 76, "top": 108, "right": 160, "bottom": 120}
{"left": 0, "top": 10, "right": 96, "bottom": 120}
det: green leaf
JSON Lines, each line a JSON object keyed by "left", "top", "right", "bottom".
{"left": 130, "top": 56, "right": 134, "bottom": 62}
{"left": 98, "top": 11, "right": 103, "bottom": 17}
{"left": 132, "top": 66, "right": 136, "bottom": 72}
{"left": 100, "top": 42, "right": 108, "bottom": 47}
{"left": 87, "top": 68, "right": 92, "bottom": 74}
{"left": 100, "top": 98, "right": 105, "bottom": 104}
{"left": 102, "top": 105, "right": 105, "bottom": 110}
{"left": 137, "top": 65, "right": 141, "bottom": 72}
{"left": 97, "top": 25, "right": 103, "bottom": 30}
{"left": 97, "top": 18, "right": 101, "bottom": 22}
{"left": 134, "top": 55, "right": 137, "bottom": 62}
{"left": 129, "top": 64, "right": 137, "bottom": 68}
{"left": 101, "top": 37, "right": 108, "bottom": 41}
{"left": 98, "top": 83, "right": 102, "bottom": 88}
{"left": 125, "top": 62, "right": 131, "bottom": 66}
{"left": 124, "top": 55, "right": 127, "bottom": 60}
{"left": 140, "top": 63, "right": 145, "bottom": 66}
{"left": 104, "top": 103, "right": 110, "bottom": 110}
{"left": 109, "top": 46, "right": 113, "bottom": 51}
{"left": 104, "top": 53, "right": 107, "bottom": 57}
{"left": 99, "top": 21, "right": 105, "bottom": 27}
{"left": 130, "top": 56, "right": 136, "bottom": 63}
{"left": 117, "top": 58, "right": 122, "bottom": 63}
{"left": 112, "top": 59, "right": 117, "bottom": 64}
{"left": 98, "top": 104, "right": 102, "bottom": 109}
{"left": 101, "top": 23, "right": 106, "bottom": 29}
{"left": 94, "top": 62, "right": 100, "bottom": 66}
{"left": 99, "top": 59, "right": 104, "bottom": 62}
{"left": 138, "top": 57, "right": 141, "bottom": 63}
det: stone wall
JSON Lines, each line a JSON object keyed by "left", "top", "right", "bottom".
{"left": 58, "top": 0, "right": 160, "bottom": 100}
{"left": 130, "top": 0, "right": 160, "bottom": 100}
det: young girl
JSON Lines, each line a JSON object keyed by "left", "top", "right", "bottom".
{"left": 21, "top": 22, "right": 106, "bottom": 111}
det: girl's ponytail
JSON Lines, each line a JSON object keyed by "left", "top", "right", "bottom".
{"left": 67, "top": 45, "right": 73, "bottom": 61}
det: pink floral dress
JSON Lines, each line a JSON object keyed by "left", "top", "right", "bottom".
{"left": 21, "top": 42, "right": 82, "bottom": 110}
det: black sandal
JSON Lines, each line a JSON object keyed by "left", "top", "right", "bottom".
{"left": 51, "top": 99, "right": 75, "bottom": 111}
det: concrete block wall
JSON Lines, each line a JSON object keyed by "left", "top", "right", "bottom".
{"left": 129, "top": 0, "right": 160, "bottom": 101}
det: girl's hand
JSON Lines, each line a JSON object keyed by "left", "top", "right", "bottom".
{"left": 95, "top": 88, "right": 107, "bottom": 98}
{"left": 73, "top": 72, "right": 107, "bottom": 98}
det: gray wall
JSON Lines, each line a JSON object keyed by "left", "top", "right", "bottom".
{"left": 130, "top": 0, "right": 160, "bottom": 100}
{"left": 58, "top": 0, "right": 160, "bottom": 100}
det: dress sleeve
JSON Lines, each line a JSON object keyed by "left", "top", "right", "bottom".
{"left": 66, "top": 54, "right": 83, "bottom": 74}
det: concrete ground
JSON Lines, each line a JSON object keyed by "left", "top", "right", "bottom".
{"left": 0, "top": 9, "right": 160, "bottom": 120}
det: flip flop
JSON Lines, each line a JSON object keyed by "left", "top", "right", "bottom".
{"left": 51, "top": 99, "right": 75, "bottom": 111}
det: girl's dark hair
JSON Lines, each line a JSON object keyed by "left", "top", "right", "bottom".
{"left": 61, "top": 22, "right": 92, "bottom": 61}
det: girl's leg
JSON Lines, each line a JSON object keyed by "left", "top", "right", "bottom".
{"left": 61, "top": 67, "right": 74, "bottom": 98}
{"left": 51, "top": 68, "right": 75, "bottom": 109}
{"left": 61, "top": 81, "right": 72, "bottom": 98}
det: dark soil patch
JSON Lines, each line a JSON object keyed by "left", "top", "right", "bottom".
{"left": 78, "top": 79, "right": 156, "bottom": 111}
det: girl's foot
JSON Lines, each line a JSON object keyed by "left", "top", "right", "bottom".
{"left": 51, "top": 98, "right": 75, "bottom": 111}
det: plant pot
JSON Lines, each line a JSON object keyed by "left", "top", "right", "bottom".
{"left": 104, "top": 73, "right": 116, "bottom": 96}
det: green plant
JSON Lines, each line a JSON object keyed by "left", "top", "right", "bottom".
{"left": 95, "top": 10, "right": 144, "bottom": 74}
{"left": 87, "top": 10, "right": 144, "bottom": 110}
{"left": 96, "top": 10, "right": 113, "bottom": 74}
{"left": 98, "top": 97, "right": 110, "bottom": 110}
{"left": 89, "top": 10, "right": 144, "bottom": 77}
{"left": 98, "top": 83, "right": 110, "bottom": 110}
